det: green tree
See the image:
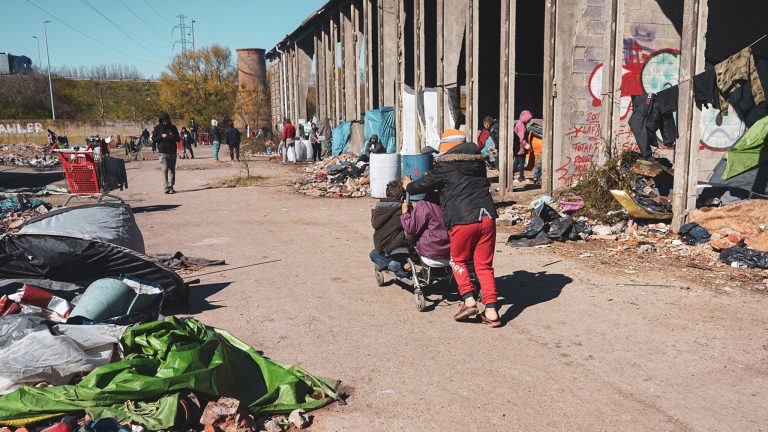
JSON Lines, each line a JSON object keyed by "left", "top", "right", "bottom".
{"left": 158, "top": 45, "right": 237, "bottom": 123}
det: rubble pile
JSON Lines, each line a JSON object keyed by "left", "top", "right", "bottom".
{"left": 0, "top": 193, "right": 51, "bottom": 233}
{"left": 0, "top": 144, "right": 59, "bottom": 168}
{"left": 293, "top": 153, "right": 370, "bottom": 198}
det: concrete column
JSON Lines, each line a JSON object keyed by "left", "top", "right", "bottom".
{"left": 380, "top": 0, "right": 399, "bottom": 107}
{"left": 364, "top": 0, "right": 375, "bottom": 110}
{"left": 465, "top": 0, "right": 479, "bottom": 136}
{"left": 413, "top": 0, "right": 424, "bottom": 151}
{"left": 442, "top": 0, "right": 468, "bottom": 131}
{"left": 323, "top": 22, "right": 334, "bottom": 123}
{"left": 436, "top": 0, "right": 445, "bottom": 132}
{"left": 395, "top": 0, "right": 404, "bottom": 151}
{"left": 541, "top": 0, "right": 557, "bottom": 193}
{"left": 498, "top": 0, "right": 516, "bottom": 198}
{"left": 672, "top": 0, "right": 706, "bottom": 231}
{"left": 332, "top": 13, "right": 341, "bottom": 124}
{"left": 352, "top": 0, "right": 362, "bottom": 119}
{"left": 342, "top": 6, "right": 356, "bottom": 120}
{"left": 279, "top": 54, "right": 288, "bottom": 120}
{"left": 296, "top": 38, "right": 314, "bottom": 122}
{"left": 315, "top": 28, "right": 326, "bottom": 123}
{"left": 600, "top": 0, "right": 624, "bottom": 163}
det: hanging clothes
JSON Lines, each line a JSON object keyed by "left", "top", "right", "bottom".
{"left": 628, "top": 87, "right": 679, "bottom": 159}
{"left": 693, "top": 68, "right": 718, "bottom": 110}
{"left": 714, "top": 46, "right": 766, "bottom": 117}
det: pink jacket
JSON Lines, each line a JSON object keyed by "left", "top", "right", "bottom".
{"left": 514, "top": 110, "right": 533, "bottom": 156}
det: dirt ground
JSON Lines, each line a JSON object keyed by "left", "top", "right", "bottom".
{"left": 49, "top": 147, "right": 768, "bottom": 431}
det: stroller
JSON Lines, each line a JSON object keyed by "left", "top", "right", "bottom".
{"left": 374, "top": 253, "right": 454, "bottom": 312}
{"left": 125, "top": 136, "right": 145, "bottom": 161}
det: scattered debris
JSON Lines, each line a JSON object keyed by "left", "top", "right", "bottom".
{"left": 288, "top": 409, "right": 310, "bottom": 429}
{"left": 0, "top": 144, "right": 60, "bottom": 168}
{"left": 293, "top": 153, "right": 370, "bottom": 198}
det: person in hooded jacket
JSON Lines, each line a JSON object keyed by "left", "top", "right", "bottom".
{"left": 403, "top": 129, "right": 501, "bottom": 327}
{"left": 400, "top": 190, "right": 450, "bottom": 267}
{"left": 224, "top": 120, "right": 241, "bottom": 162}
{"left": 513, "top": 110, "right": 533, "bottom": 182}
{"left": 151, "top": 112, "right": 181, "bottom": 194}
{"left": 370, "top": 180, "right": 411, "bottom": 279}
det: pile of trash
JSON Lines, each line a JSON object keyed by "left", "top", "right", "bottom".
{"left": 0, "top": 203, "right": 341, "bottom": 431}
{"left": 0, "top": 194, "right": 51, "bottom": 233}
{"left": 0, "top": 144, "right": 60, "bottom": 168}
{"left": 293, "top": 153, "right": 370, "bottom": 198}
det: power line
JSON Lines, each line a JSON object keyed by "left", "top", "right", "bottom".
{"left": 114, "top": 0, "right": 167, "bottom": 40}
{"left": 80, "top": 0, "right": 167, "bottom": 60}
{"left": 25, "top": 0, "right": 163, "bottom": 66}
{"left": 142, "top": 0, "right": 169, "bottom": 27}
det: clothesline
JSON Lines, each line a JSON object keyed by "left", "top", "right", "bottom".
{"left": 602, "top": 31, "right": 768, "bottom": 97}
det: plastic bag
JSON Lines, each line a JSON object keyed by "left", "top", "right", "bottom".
{"left": 719, "top": 247, "right": 768, "bottom": 269}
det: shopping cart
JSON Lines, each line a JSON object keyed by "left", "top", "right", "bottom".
{"left": 55, "top": 149, "right": 126, "bottom": 207}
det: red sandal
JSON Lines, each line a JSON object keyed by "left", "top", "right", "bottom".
{"left": 454, "top": 303, "right": 479, "bottom": 321}
{"left": 480, "top": 313, "right": 502, "bottom": 328}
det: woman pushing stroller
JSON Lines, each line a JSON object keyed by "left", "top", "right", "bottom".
{"left": 403, "top": 129, "right": 500, "bottom": 327}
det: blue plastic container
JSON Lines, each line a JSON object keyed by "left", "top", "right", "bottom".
{"left": 402, "top": 154, "right": 433, "bottom": 201}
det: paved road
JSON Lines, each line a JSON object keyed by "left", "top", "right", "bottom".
{"left": 120, "top": 148, "right": 768, "bottom": 432}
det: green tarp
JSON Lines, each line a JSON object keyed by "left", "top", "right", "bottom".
{"left": 723, "top": 115, "right": 768, "bottom": 180}
{"left": 0, "top": 317, "right": 339, "bottom": 430}
{"left": 363, "top": 107, "right": 397, "bottom": 154}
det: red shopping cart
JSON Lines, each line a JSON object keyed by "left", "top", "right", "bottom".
{"left": 55, "top": 149, "right": 126, "bottom": 207}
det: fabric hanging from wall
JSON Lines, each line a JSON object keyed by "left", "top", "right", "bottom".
{"left": 422, "top": 89, "right": 440, "bottom": 150}
{"left": 714, "top": 47, "right": 766, "bottom": 117}
{"left": 363, "top": 107, "right": 397, "bottom": 154}
{"left": 401, "top": 85, "right": 419, "bottom": 155}
{"left": 628, "top": 86, "right": 679, "bottom": 159}
{"left": 331, "top": 121, "right": 352, "bottom": 156}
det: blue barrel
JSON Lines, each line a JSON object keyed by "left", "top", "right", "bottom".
{"left": 402, "top": 154, "right": 433, "bottom": 201}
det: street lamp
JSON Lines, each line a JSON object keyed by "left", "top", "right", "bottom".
{"left": 32, "top": 36, "right": 41, "bottom": 71}
{"left": 43, "top": 20, "right": 55, "bottom": 120}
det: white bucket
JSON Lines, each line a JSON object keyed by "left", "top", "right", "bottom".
{"left": 369, "top": 153, "right": 401, "bottom": 198}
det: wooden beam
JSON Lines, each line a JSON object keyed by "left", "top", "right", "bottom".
{"left": 436, "top": 0, "right": 444, "bottom": 134}
{"left": 671, "top": 0, "right": 702, "bottom": 231}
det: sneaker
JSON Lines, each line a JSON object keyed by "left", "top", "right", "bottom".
{"left": 168, "top": 188, "right": 176, "bottom": 194}
{"left": 164, "top": 187, "right": 170, "bottom": 194}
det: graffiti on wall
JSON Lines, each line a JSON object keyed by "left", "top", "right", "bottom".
{"left": 0, "top": 123, "right": 44, "bottom": 135}
{"left": 556, "top": 111, "right": 601, "bottom": 184}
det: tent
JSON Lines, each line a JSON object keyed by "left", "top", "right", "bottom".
{"left": 0, "top": 234, "right": 187, "bottom": 308}
{"left": 18, "top": 203, "right": 145, "bottom": 253}
{"left": 709, "top": 115, "right": 768, "bottom": 198}
{"left": 363, "top": 106, "right": 397, "bottom": 154}
{"left": 722, "top": 115, "right": 768, "bottom": 180}
{"left": 331, "top": 121, "right": 352, "bottom": 156}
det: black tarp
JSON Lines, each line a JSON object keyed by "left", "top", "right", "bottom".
{"left": 0, "top": 234, "right": 187, "bottom": 308}
{"left": 708, "top": 157, "right": 768, "bottom": 197}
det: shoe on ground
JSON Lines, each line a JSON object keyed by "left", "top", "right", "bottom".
{"left": 168, "top": 188, "right": 176, "bottom": 194}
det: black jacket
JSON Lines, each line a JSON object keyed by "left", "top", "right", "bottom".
{"left": 209, "top": 125, "right": 223, "bottom": 142}
{"left": 406, "top": 142, "right": 497, "bottom": 229}
{"left": 151, "top": 113, "right": 180, "bottom": 155}
{"left": 371, "top": 200, "right": 407, "bottom": 255}
{"left": 224, "top": 126, "right": 241, "bottom": 146}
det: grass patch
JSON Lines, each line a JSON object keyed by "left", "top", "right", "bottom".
{"left": 219, "top": 175, "right": 266, "bottom": 188}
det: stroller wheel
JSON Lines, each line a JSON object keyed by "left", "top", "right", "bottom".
{"left": 415, "top": 288, "right": 426, "bottom": 312}
{"left": 375, "top": 268, "right": 386, "bottom": 287}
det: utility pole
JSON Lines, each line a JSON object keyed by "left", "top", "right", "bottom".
{"left": 191, "top": 19, "right": 196, "bottom": 52}
{"left": 173, "top": 14, "right": 190, "bottom": 52}
{"left": 32, "top": 36, "right": 41, "bottom": 71}
{"left": 43, "top": 20, "right": 55, "bottom": 120}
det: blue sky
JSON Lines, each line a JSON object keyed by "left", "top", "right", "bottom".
{"left": 4, "top": 0, "right": 327, "bottom": 78}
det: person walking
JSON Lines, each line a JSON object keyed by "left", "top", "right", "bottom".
{"left": 151, "top": 112, "right": 181, "bottom": 194}
{"left": 513, "top": 110, "right": 533, "bottom": 182}
{"left": 403, "top": 129, "right": 501, "bottom": 327}
{"left": 141, "top": 128, "right": 150, "bottom": 146}
{"left": 224, "top": 120, "right": 241, "bottom": 162}
{"left": 281, "top": 118, "right": 297, "bottom": 164}
{"left": 189, "top": 118, "right": 198, "bottom": 147}
{"left": 309, "top": 122, "right": 322, "bottom": 162}
{"left": 209, "top": 119, "right": 223, "bottom": 162}
{"left": 181, "top": 127, "right": 195, "bottom": 159}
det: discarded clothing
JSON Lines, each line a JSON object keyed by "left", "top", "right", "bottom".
{"left": 0, "top": 317, "right": 340, "bottom": 430}
{"left": 505, "top": 203, "right": 590, "bottom": 248}
{"left": 0, "top": 194, "right": 46, "bottom": 218}
{"left": 679, "top": 222, "right": 711, "bottom": 245}
{"left": 723, "top": 115, "right": 768, "bottom": 179}
{"left": 719, "top": 246, "right": 768, "bottom": 269}
{"left": 694, "top": 68, "right": 718, "bottom": 110}
{"left": 150, "top": 252, "right": 226, "bottom": 271}
{"left": 67, "top": 276, "right": 163, "bottom": 325}
{"left": 629, "top": 90, "right": 678, "bottom": 159}
{"left": 0, "top": 316, "right": 124, "bottom": 395}
{"left": 506, "top": 232, "right": 553, "bottom": 248}
{"left": 715, "top": 47, "right": 766, "bottom": 117}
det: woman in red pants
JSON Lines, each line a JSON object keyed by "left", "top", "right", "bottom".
{"left": 403, "top": 129, "right": 500, "bottom": 327}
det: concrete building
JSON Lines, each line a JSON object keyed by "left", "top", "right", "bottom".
{"left": 267, "top": 0, "right": 768, "bottom": 229}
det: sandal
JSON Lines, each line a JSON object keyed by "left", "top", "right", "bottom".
{"left": 480, "top": 313, "right": 502, "bottom": 328}
{"left": 454, "top": 303, "right": 479, "bottom": 321}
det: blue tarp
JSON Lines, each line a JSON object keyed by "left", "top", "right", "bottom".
{"left": 363, "top": 106, "right": 397, "bottom": 154}
{"left": 331, "top": 121, "right": 352, "bottom": 156}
